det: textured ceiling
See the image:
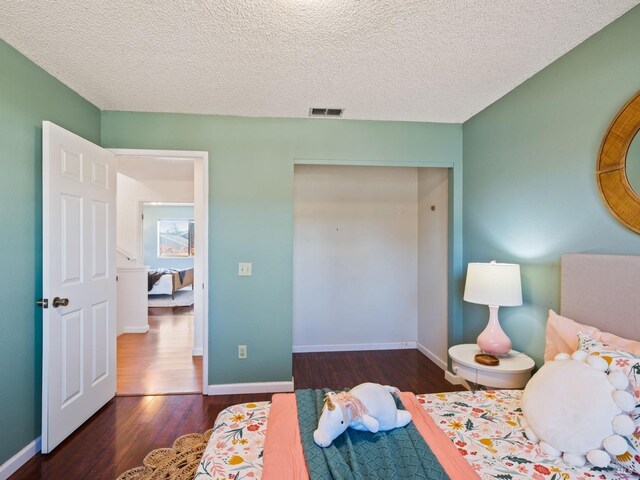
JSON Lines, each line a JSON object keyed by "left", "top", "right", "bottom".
{"left": 0, "top": 1, "right": 637, "bottom": 123}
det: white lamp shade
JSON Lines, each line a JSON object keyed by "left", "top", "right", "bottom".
{"left": 464, "top": 262, "right": 522, "bottom": 307}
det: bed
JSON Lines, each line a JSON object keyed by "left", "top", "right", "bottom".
{"left": 195, "top": 254, "right": 640, "bottom": 480}
{"left": 147, "top": 267, "right": 193, "bottom": 299}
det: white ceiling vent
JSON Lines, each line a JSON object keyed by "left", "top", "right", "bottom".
{"left": 309, "top": 108, "right": 344, "bottom": 118}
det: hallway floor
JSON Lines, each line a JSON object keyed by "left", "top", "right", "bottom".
{"left": 116, "top": 306, "right": 202, "bottom": 395}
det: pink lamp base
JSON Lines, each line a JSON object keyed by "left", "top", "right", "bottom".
{"left": 477, "top": 305, "right": 512, "bottom": 355}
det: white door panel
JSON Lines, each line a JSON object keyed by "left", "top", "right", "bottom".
{"left": 42, "top": 121, "right": 116, "bottom": 453}
{"left": 91, "top": 301, "right": 109, "bottom": 385}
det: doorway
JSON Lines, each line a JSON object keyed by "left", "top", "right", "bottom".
{"left": 112, "top": 149, "right": 209, "bottom": 395}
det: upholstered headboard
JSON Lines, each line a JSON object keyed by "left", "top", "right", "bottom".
{"left": 561, "top": 253, "right": 640, "bottom": 341}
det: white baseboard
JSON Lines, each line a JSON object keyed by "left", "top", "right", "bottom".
{"left": 444, "top": 370, "right": 462, "bottom": 385}
{"left": 192, "top": 347, "right": 203, "bottom": 356}
{"left": 444, "top": 370, "right": 470, "bottom": 390}
{"left": 292, "top": 341, "right": 417, "bottom": 353}
{"left": 415, "top": 344, "right": 470, "bottom": 389}
{"left": 0, "top": 437, "right": 41, "bottom": 480}
{"left": 416, "top": 343, "right": 447, "bottom": 370}
{"left": 123, "top": 325, "right": 149, "bottom": 334}
{"left": 207, "top": 378, "right": 295, "bottom": 395}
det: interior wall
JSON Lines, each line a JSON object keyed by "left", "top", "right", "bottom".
{"left": 0, "top": 40, "right": 101, "bottom": 466}
{"left": 101, "top": 113, "right": 463, "bottom": 386}
{"left": 462, "top": 5, "right": 640, "bottom": 366}
{"left": 142, "top": 204, "right": 194, "bottom": 270}
{"left": 293, "top": 165, "right": 419, "bottom": 351}
{"left": 116, "top": 173, "right": 194, "bottom": 265}
{"left": 417, "top": 168, "right": 449, "bottom": 368}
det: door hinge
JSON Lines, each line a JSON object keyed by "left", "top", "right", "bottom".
{"left": 36, "top": 298, "right": 49, "bottom": 309}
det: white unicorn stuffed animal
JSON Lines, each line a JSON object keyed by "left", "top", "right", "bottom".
{"left": 313, "top": 382, "right": 412, "bottom": 448}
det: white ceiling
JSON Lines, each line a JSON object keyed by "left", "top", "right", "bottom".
{"left": 1, "top": 1, "right": 637, "bottom": 123}
{"left": 117, "top": 156, "right": 194, "bottom": 182}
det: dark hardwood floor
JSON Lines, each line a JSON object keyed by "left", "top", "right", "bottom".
{"left": 11, "top": 349, "right": 460, "bottom": 480}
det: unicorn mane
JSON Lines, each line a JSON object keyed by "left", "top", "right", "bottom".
{"left": 330, "top": 391, "right": 368, "bottom": 423}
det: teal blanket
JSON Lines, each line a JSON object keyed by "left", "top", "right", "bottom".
{"left": 295, "top": 389, "right": 450, "bottom": 480}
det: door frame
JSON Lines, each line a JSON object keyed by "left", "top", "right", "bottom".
{"left": 111, "top": 148, "right": 209, "bottom": 394}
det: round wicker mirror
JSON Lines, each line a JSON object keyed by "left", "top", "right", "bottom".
{"left": 597, "top": 91, "right": 640, "bottom": 234}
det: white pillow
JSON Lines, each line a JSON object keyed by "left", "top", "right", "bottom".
{"left": 522, "top": 351, "right": 636, "bottom": 468}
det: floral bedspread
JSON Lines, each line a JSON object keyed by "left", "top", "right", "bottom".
{"left": 195, "top": 401, "right": 269, "bottom": 479}
{"left": 195, "top": 391, "right": 637, "bottom": 480}
{"left": 421, "top": 390, "right": 635, "bottom": 480}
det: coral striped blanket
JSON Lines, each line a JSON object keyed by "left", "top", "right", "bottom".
{"left": 260, "top": 391, "right": 479, "bottom": 480}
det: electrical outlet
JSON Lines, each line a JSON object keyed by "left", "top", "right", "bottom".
{"left": 238, "top": 345, "right": 247, "bottom": 359}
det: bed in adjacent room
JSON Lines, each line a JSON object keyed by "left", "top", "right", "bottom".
{"left": 195, "top": 254, "right": 640, "bottom": 480}
{"left": 147, "top": 267, "right": 193, "bottom": 299}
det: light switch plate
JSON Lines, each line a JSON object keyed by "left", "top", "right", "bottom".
{"left": 238, "top": 262, "right": 252, "bottom": 276}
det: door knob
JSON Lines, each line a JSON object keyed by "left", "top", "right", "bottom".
{"left": 52, "top": 297, "right": 69, "bottom": 308}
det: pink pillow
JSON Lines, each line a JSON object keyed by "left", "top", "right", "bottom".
{"left": 544, "top": 310, "right": 600, "bottom": 361}
{"left": 544, "top": 310, "right": 640, "bottom": 361}
{"left": 597, "top": 332, "right": 640, "bottom": 356}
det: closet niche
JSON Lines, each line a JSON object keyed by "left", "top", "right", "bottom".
{"left": 292, "top": 164, "right": 449, "bottom": 367}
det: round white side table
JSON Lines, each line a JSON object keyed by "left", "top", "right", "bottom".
{"left": 449, "top": 344, "right": 535, "bottom": 389}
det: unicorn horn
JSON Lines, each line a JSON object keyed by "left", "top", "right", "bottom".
{"left": 325, "top": 393, "right": 335, "bottom": 411}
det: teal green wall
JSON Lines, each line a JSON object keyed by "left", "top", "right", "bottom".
{"left": 0, "top": 40, "right": 101, "bottom": 464}
{"left": 462, "top": 6, "right": 640, "bottom": 366}
{"left": 101, "top": 114, "right": 462, "bottom": 385}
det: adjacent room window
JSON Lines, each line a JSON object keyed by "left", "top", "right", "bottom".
{"left": 157, "top": 219, "right": 195, "bottom": 257}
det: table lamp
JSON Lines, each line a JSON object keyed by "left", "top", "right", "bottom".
{"left": 463, "top": 261, "right": 522, "bottom": 355}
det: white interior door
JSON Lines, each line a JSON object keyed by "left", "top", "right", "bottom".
{"left": 41, "top": 121, "right": 117, "bottom": 453}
